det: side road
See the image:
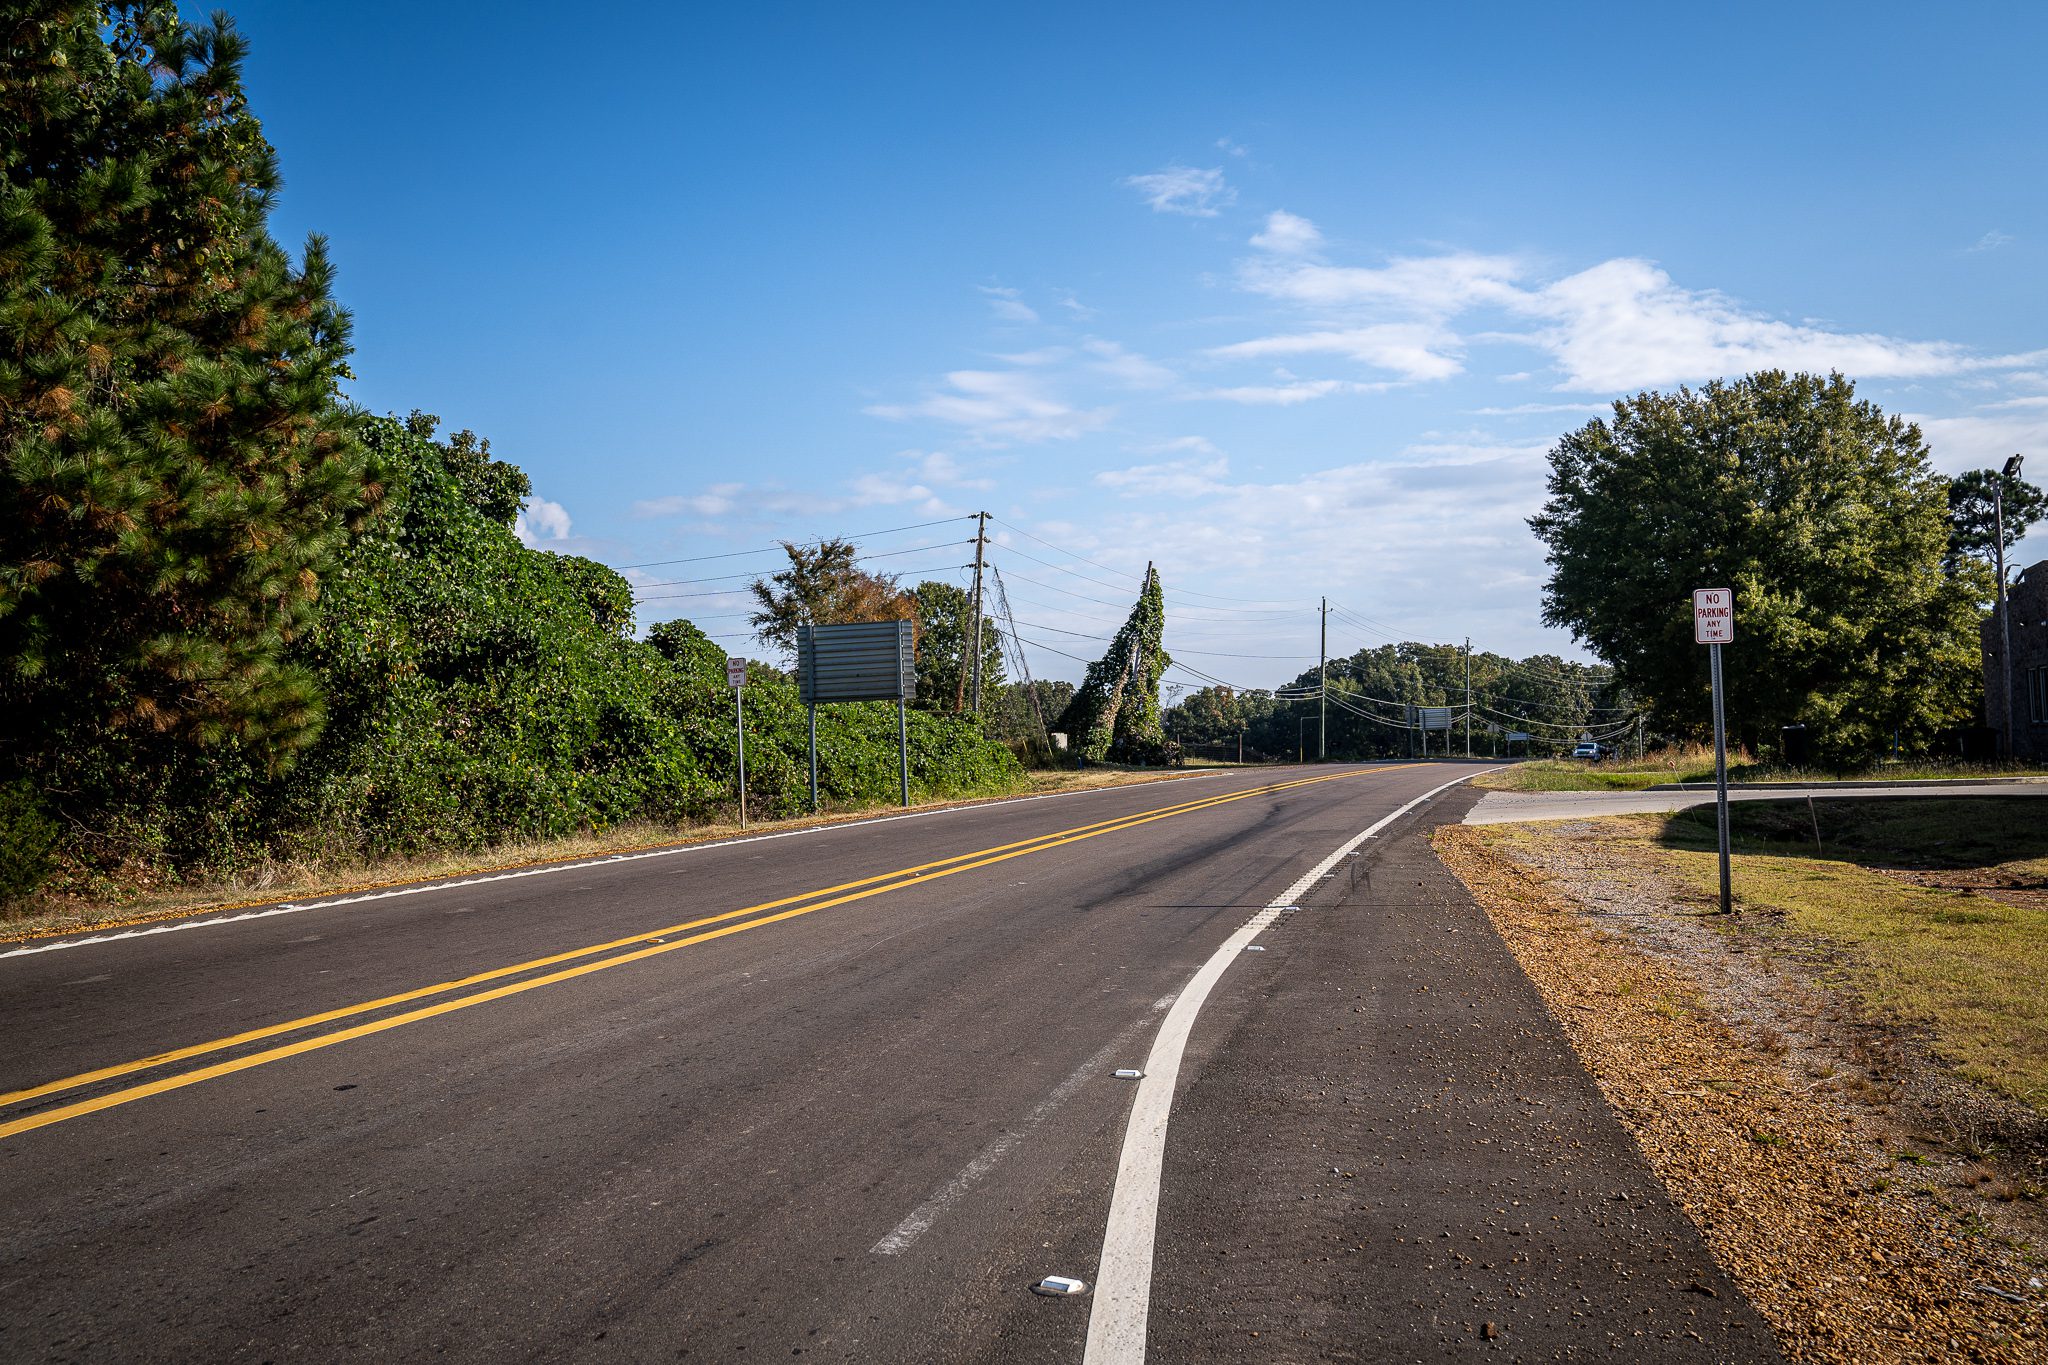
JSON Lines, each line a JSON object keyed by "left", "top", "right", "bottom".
{"left": 1467, "top": 781, "right": 2048, "bottom": 824}
{"left": 1138, "top": 784, "right": 1781, "bottom": 1361}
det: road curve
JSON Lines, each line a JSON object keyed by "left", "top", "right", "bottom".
{"left": 0, "top": 762, "right": 1777, "bottom": 1362}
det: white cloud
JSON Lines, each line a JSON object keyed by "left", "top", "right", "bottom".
{"left": 992, "top": 346, "right": 1072, "bottom": 366}
{"left": 866, "top": 369, "right": 1109, "bottom": 443}
{"left": 1193, "top": 378, "right": 1377, "bottom": 405}
{"left": 1123, "top": 164, "right": 1235, "bottom": 217}
{"left": 1250, "top": 210, "right": 1322, "bottom": 256}
{"left": 1057, "top": 291, "right": 1098, "bottom": 320}
{"left": 632, "top": 484, "right": 742, "bottom": 519}
{"left": 1471, "top": 401, "right": 1613, "bottom": 416}
{"left": 1095, "top": 456, "right": 1231, "bottom": 499}
{"left": 980, "top": 284, "right": 1039, "bottom": 324}
{"left": 1240, "top": 250, "right": 1525, "bottom": 315}
{"left": 1908, "top": 407, "right": 2048, "bottom": 476}
{"left": 1216, "top": 137, "right": 1249, "bottom": 159}
{"left": 903, "top": 449, "right": 995, "bottom": 490}
{"left": 1224, "top": 241, "right": 2037, "bottom": 395}
{"left": 514, "top": 497, "right": 572, "bottom": 544}
{"left": 1526, "top": 258, "right": 1989, "bottom": 391}
{"left": 1970, "top": 229, "right": 2015, "bottom": 252}
{"left": 845, "top": 473, "right": 959, "bottom": 516}
{"left": 1134, "top": 435, "right": 1223, "bottom": 456}
{"left": 1084, "top": 338, "right": 1177, "bottom": 389}
{"left": 1207, "top": 323, "right": 1462, "bottom": 382}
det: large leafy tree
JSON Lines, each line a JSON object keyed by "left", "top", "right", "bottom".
{"left": 746, "top": 538, "right": 911, "bottom": 660}
{"left": 0, "top": 3, "right": 382, "bottom": 781}
{"left": 908, "top": 579, "right": 1003, "bottom": 712}
{"left": 1529, "top": 371, "right": 1983, "bottom": 760}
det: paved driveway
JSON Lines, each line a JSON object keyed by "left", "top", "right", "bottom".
{"left": 1464, "top": 781, "right": 2048, "bottom": 824}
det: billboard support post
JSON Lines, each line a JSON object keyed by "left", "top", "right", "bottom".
{"left": 898, "top": 698, "right": 910, "bottom": 808}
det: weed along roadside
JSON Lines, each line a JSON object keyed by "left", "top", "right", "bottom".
{"left": 1435, "top": 799, "right": 2048, "bottom": 1365}
{"left": 0, "top": 766, "right": 1215, "bottom": 946}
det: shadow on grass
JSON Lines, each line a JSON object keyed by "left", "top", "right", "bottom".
{"left": 1658, "top": 797, "right": 2048, "bottom": 871}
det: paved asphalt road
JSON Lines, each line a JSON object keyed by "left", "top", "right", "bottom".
{"left": 1465, "top": 781, "right": 2048, "bottom": 824}
{"left": 0, "top": 763, "right": 1779, "bottom": 1362}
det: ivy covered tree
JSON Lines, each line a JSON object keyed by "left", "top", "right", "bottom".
{"left": 0, "top": 4, "right": 382, "bottom": 788}
{"left": 1530, "top": 371, "right": 1983, "bottom": 761}
{"left": 1053, "top": 565, "right": 1172, "bottom": 762}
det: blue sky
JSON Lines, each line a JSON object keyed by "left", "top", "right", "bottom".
{"left": 223, "top": 1, "right": 2047, "bottom": 690}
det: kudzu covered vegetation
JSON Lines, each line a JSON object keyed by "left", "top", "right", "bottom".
{"left": 0, "top": 6, "right": 1018, "bottom": 903}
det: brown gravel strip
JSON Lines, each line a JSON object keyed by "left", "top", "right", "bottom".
{"left": 1436, "top": 823, "right": 2046, "bottom": 1364}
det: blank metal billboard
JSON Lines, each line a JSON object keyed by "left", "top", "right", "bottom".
{"left": 797, "top": 620, "right": 916, "bottom": 704}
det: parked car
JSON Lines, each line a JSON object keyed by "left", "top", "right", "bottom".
{"left": 1569, "top": 741, "right": 1600, "bottom": 759}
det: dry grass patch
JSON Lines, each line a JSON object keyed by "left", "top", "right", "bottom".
{"left": 1436, "top": 819, "right": 2047, "bottom": 1364}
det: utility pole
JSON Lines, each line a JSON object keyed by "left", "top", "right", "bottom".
{"left": 968, "top": 510, "right": 989, "bottom": 716}
{"left": 1318, "top": 597, "right": 1328, "bottom": 760}
{"left": 1463, "top": 637, "right": 1471, "bottom": 758}
{"left": 1994, "top": 455, "right": 2024, "bottom": 759}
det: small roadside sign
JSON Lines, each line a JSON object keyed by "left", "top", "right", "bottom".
{"left": 726, "top": 657, "right": 747, "bottom": 689}
{"left": 1693, "top": 588, "right": 1734, "bottom": 644}
{"left": 1693, "top": 588, "right": 1735, "bottom": 915}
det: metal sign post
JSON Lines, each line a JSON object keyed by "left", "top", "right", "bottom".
{"left": 727, "top": 658, "right": 748, "bottom": 829}
{"left": 1694, "top": 588, "right": 1735, "bottom": 915}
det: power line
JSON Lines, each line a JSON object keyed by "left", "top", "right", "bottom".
{"left": 615, "top": 515, "right": 973, "bottom": 571}
{"left": 633, "top": 539, "right": 975, "bottom": 592}
{"left": 635, "top": 558, "right": 970, "bottom": 604}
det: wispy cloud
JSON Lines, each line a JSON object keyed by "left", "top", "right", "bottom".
{"left": 1969, "top": 229, "right": 2015, "bottom": 252}
{"left": 632, "top": 484, "right": 744, "bottom": 519}
{"left": 1124, "top": 164, "right": 1235, "bottom": 217}
{"left": 1095, "top": 456, "right": 1232, "bottom": 499}
{"left": 866, "top": 369, "right": 1109, "bottom": 443}
{"left": 1471, "top": 401, "right": 1613, "bottom": 416}
{"left": 1056, "top": 290, "right": 1098, "bottom": 320}
{"left": 902, "top": 449, "right": 995, "bottom": 490}
{"left": 1192, "top": 377, "right": 1379, "bottom": 405}
{"left": 1084, "top": 338, "right": 1177, "bottom": 389}
{"left": 980, "top": 284, "right": 1039, "bottom": 323}
{"left": 1222, "top": 228, "right": 2035, "bottom": 394}
{"left": 1207, "top": 323, "right": 1461, "bottom": 382}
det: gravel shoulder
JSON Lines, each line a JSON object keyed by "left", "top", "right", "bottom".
{"left": 1436, "top": 819, "right": 2048, "bottom": 1364}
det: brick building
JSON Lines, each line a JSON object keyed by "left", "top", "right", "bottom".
{"left": 1983, "top": 559, "right": 2048, "bottom": 762}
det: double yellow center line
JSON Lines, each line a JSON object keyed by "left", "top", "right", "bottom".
{"left": 0, "top": 768, "right": 1376, "bottom": 1142}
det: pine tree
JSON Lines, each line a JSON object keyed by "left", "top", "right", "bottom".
{"left": 1053, "top": 565, "right": 1172, "bottom": 762}
{"left": 0, "top": 3, "right": 381, "bottom": 783}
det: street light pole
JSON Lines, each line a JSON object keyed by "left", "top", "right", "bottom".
{"left": 1995, "top": 454, "right": 2024, "bottom": 759}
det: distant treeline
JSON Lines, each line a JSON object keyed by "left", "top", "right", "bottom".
{"left": 1166, "top": 645, "right": 1627, "bottom": 760}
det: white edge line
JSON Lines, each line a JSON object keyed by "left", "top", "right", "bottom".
{"left": 1080, "top": 767, "right": 1494, "bottom": 1365}
{"left": 869, "top": 994, "right": 1176, "bottom": 1257}
{"left": 0, "top": 771, "right": 1241, "bottom": 962}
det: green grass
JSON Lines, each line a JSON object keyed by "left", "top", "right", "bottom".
{"left": 1654, "top": 798, "right": 2048, "bottom": 1110}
